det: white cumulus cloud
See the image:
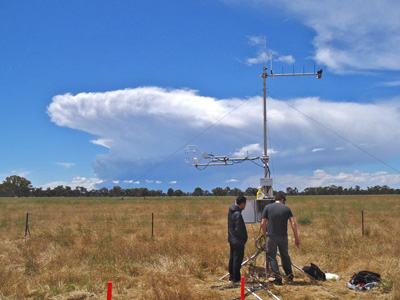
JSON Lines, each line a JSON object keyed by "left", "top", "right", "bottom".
{"left": 226, "top": 179, "right": 239, "bottom": 183}
{"left": 43, "top": 177, "right": 103, "bottom": 190}
{"left": 47, "top": 87, "right": 400, "bottom": 184}
{"left": 232, "top": 143, "right": 263, "bottom": 157}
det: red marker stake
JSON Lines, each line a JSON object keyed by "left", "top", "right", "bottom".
{"left": 107, "top": 281, "right": 112, "bottom": 300}
{"left": 241, "top": 276, "right": 245, "bottom": 300}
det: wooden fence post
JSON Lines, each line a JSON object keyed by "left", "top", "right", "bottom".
{"left": 362, "top": 210, "right": 364, "bottom": 237}
{"left": 25, "top": 213, "right": 31, "bottom": 241}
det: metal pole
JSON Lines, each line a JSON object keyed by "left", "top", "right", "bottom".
{"left": 262, "top": 67, "right": 268, "bottom": 178}
{"left": 245, "top": 287, "right": 264, "bottom": 300}
{"left": 152, "top": 213, "right": 154, "bottom": 237}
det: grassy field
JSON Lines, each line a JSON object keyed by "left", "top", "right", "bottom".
{"left": 0, "top": 195, "right": 399, "bottom": 300}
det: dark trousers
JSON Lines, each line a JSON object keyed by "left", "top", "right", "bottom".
{"left": 266, "top": 236, "right": 293, "bottom": 278}
{"left": 229, "top": 244, "right": 245, "bottom": 282}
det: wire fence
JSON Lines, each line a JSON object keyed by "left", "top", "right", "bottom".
{"left": 0, "top": 208, "right": 398, "bottom": 242}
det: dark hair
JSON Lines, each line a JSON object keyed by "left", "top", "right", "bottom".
{"left": 275, "top": 193, "right": 286, "bottom": 202}
{"left": 236, "top": 195, "right": 247, "bottom": 205}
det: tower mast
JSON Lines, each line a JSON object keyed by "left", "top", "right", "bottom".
{"left": 186, "top": 65, "right": 322, "bottom": 200}
{"left": 258, "top": 66, "right": 322, "bottom": 199}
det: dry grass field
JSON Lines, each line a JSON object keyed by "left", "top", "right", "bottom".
{"left": 0, "top": 195, "right": 399, "bottom": 300}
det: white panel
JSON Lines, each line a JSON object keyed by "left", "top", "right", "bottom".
{"left": 242, "top": 198, "right": 257, "bottom": 223}
{"left": 260, "top": 177, "right": 273, "bottom": 186}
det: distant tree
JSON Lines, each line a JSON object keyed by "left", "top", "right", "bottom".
{"left": 286, "top": 187, "right": 299, "bottom": 196}
{"left": 154, "top": 189, "right": 163, "bottom": 197}
{"left": 303, "top": 187, "right": 317, "bottom": 195}
{"left": 45, "top": 187, "right": 52, "bottom": 197}
{"left": 31, "top": 187, "right": 46, "bottom": 197}
{"left": 53, "top": 185, "right": 66, "bottom": 197}
{"left": 245, "top": 187, "right": 258, "bottom": 196}
{"left": 77, "top": 186, "right": 88, "bottom": 197}
{"left": 354, "top": 185, "right": 361, "bottom": 195}
{"left": 97, "top": 187, "right": 109, "bottom": 197}
{"left": 230, "top": 188, "right": 243, "bottom": 196}
{"left": 286, "top": 187, "right": 294, "bottom": 195}
{"left": 212, "top": 187, "right": 227, "bottom": 196}
{"left": 225, "top": 186, "right": 231, "bottom": 196}
{"left": 193, "top": 187, "right": 204, "bottom": 196}
{"left": 0, "top": 175, "right": 32, "bottom": 197}
{"left": 167, "top": 188, "right": 174, "bottom": 197}
{"left": 174, "top": 189, "right": 184, "bottom": 197}
{"left": 110, "top": 186, "right": 122, "bottom": 197}
{"left": 138, "top": 188, "right": 149, "bottom": 197}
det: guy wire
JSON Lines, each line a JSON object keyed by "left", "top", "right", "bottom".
{"left": 115, "top": 88, "right": 264, "bottom": 195}
{"left": 267, "top": 121, "right": 278, "bottom": 191}
{"left": 268, "top": 91, "right": 400, "bottom": 174}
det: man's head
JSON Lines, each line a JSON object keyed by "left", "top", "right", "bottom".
{"left": 236, "top": 195, "right": 247, "bottom": 210}
{"left": 275, "top": 193, "right": 286, "bottom": 204}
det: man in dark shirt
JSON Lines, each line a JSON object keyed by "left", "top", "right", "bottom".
{"left": 227, "top": 195, "right": 248, "bottom": 285}
{"left": 261, "top": 193, "right": 300, "bottom": 284}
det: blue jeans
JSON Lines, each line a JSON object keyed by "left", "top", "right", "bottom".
{"left": 266, "top": 236, "right": 293, "bottom": 278}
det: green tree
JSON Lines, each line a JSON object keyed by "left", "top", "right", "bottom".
{"left": 0, "top": 175, "right": 32, "bottom": 197}
{"left": 53, "top": 185, "right": 66, "bottom": 197}
{"left": 225, "top": 186, "right": 231, "bottom": 196}
{"left": 193, "top": 187, "right": 204, "bottom": 196}
{"left": 138, "top": 188, "right": 149, "bottom": 197}
{"left": 230, "top": 188, "right": 243, "bottom": 196}
{"left": 212, "top": 187, "right": 227, "bottom": 196}
{"left": 245, "top": 187, "right": 258, "bottom": 196}
{"left": 167, "top": 188, "right": 174, "bottom": 197}
{"left": 110, "top": 186, "right": 122, "bottom": 197}
{"left": 174, "top": 189, "right": 184, "bottom": 197}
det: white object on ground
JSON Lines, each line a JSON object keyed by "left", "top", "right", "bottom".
{"left": 325, "top": 273, "right": 340, "bottom": 280}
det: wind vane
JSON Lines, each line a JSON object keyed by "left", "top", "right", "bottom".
{"left": 186, "top": 63, "right": 322, "bottom": 202}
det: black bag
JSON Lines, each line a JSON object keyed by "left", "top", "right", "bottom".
{"left": 302, "top": 263, "right": 326, "bottom": 281}
{"left": 349, "top": 271, "right": 381, "bottom": 285}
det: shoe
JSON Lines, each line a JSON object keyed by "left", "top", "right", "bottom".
{"left": 229, "top": 280, "right": 241, "bottom": 288}
{"left": 271, "top": 277, "right": 283, "bottom": 286}
{"left": 286, "top": 273, "right": 294, "bottom": 282}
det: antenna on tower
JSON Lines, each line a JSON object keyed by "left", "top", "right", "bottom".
{"left": 270, "top": 52, "right": 273, "bottom": 76}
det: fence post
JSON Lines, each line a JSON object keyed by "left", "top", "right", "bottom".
{"left": 362, "top": 210, "right": 364, "bottom": 237}
{"left": 152, "top": 213, "right": 154, "bottom": 237}
{"left": 25, "top": 213, "right": 31, "bottom": 241}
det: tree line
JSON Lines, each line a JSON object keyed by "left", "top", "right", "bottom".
{"left": 0, "top": 175, "right": 399, "bottom": 198}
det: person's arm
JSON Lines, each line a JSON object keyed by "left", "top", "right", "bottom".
{"left": 289, "top": 216, "right": 300, "bottom": 247}
{"left": 234, "top": 212, "right": 247, "bottom": 241}
{"left": 261, "top": 218, "right": 267, "bottom": 237}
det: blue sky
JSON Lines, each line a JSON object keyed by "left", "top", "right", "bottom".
{"left": 1, "top": 0, "right": 400, "bottom": 193}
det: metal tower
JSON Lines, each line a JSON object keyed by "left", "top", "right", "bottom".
{"left": 186, "top": 66, "right": 322, "bottom": 200}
